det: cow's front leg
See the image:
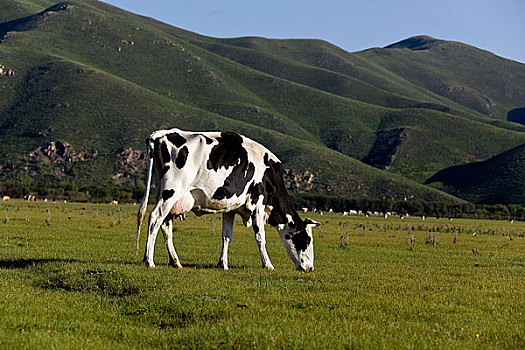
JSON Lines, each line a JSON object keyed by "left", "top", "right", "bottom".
{"left": 161, "top": 220, "right": 182, "bottom": 268}
{"left": 217, "top": 211, "right": 235, "bottom": 270}
{"left": 252, "top": 209, "right": 274, "bottom": 270}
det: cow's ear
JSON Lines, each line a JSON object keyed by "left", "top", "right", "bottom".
{"left": 305, "top": 218, "right": 320, "bottom": 227}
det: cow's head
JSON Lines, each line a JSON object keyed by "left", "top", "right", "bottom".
{"left": 278, "top": 218, "right": 319, "bottom": 272}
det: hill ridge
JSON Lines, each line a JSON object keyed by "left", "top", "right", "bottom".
{"left": 384, "top": 35, "right": 443, "bottom": 50}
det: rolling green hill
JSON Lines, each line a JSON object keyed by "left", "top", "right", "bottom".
{"left": 426, "top": 144, "right": 525, "bottom": 205}
{"left": 0, "top": 0, "right": 524, "bottom": 205}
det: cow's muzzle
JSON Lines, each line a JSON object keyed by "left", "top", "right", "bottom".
{"left": 297, "top": 265, "right": 314, "bottom": 273}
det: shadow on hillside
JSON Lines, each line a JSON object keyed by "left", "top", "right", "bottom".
{"left": 0, "top": 258, "right": 78, "bottom": 269}
{"left": 0, "top": 2, "right": 72, "bottom": 39}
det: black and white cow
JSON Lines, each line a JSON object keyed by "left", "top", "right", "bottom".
{"left": 136, "top": 129, "right": 319, "bottom": 271}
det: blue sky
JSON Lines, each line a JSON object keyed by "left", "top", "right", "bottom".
{"left": 100, "top": 0, "right": 525, "bottom": 63}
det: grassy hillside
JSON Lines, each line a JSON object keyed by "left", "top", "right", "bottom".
{"left": 1, "top": 0, "right": 525, "bottom": 204}
{"left": 426, "top": 144, "right": 525, "bottom": 205}
{"left": 369, "top": 109, "right": 525, "bottom": 181}
{"left": 381, "top": 36, "right": 525, "bottom": 118}
{"left": 212, "top": 34, "right": 525, "bottom": 121}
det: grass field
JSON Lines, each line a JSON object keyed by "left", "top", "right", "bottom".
{"left": 0, "top": 200, "right": 524, "bottom": 349}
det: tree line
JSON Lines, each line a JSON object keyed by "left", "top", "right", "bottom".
{"left": 2, "top": 181, "right": 524, "bottom": 221}
{"left": 292, "top": 194, "right": 525, "bottom": 221}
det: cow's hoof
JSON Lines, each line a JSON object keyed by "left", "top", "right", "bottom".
{"left": 217, "top": 262, "right": 228, "bottom": 270}
{"left": 263, "top": 264, "right": 275, "bottom": 271}
{"left": 168, "top": 259, "right": 182, "bottom": 268}
{"left": 217, "top": 261, "right": 229, "bottom": 270}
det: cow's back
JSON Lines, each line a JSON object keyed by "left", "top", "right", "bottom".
{"left": 195, "top": 131, "right": 280, "bottom": 212}
{"left": 149, "top": 129, "right": 281, "bottom": 214}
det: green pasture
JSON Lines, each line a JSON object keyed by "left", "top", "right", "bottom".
{"left": 0, "top": 200, "right": 524, "bottom": 349}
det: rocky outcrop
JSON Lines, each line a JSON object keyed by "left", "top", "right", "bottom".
{"left": 283, "top": 168, "right": 316, "bottom": 193}
{"left": 111, "top": 148, "right": 147, "bottom": 186}
{"left": 28, "top": 141, "right": 92, "bottom": 164}
{"left": 18, "top": 141, "right": 95, "bottom": 178}
{"left": 439, "top": 84, "right": 497, "bottom": 115}
{"left": 0, "top": 140, "right": 149, "bottom": 186}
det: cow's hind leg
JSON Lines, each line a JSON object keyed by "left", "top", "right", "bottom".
{"left": 217, "top": 211, "right": 235, "bottom": 270}
{"left": 144, "top": 196, "right": 178, "bottom": 267}
{"left": 252, "top": 207, "right": 274, "bottom": 270}
{"left": 161, "top": 220, "right": 182, "bottom": 268}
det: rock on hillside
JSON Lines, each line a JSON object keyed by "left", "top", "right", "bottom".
{"left": 111, "top": 148, "right": 147, "bottom": 186}
{"left": 21, "top": 141, "right": 96, "bottom": 178}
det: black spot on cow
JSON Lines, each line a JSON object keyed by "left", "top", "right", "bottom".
{"left": 260, "top": 157, "right": 301, "bottom": 228}
{"left": 162, "top": 189, "right": 174, "bottom": 201}
{"left": 213, "top": 162, "right": 255, "bottom": 200}
{"left": 203, "top": 135, "right": 213, "bottom": 144}
{"left": 251, "top": 212, "right": 259, "bottom": 233}
{"left": 207, "top": 132, "right": 245, "bottom": 171}
{"left": 256, "top": 156, "right": 307, "bottom": 240}
{"left": 208, "top": 133, "right": 255, "bottom": 200}
{"left": 161, "top": 165, "right": 170, "bottom": 177}
{"left": 161, "top": 143, "right": 170, "bottom": 164}
{"left": 291, "top": 230, "right": 311, "bottom": 252}
{"left": 285, "top": 234, "right": 291, "bottom": 240}
{"left": 263, "top": 153, "right": 270, "bottom": 166}
{"left": 152, "top": 138, "right": 161, "bottom": 156}
{"left": 167, "top": 132, "right": 186, "bottom": 148}
{"left": 175, "top": 146, "right": 189, "bottom": 169}
{"left": 248, "top": 182, "right": 264, "bottom": 205}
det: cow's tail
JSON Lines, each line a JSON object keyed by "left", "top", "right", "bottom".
{"left": 136, "top": 138, "right": 154, "bottom": 258}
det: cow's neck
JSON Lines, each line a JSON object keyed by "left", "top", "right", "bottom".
{"left": 268, "top": 200, "right": 303, "bottom": 228}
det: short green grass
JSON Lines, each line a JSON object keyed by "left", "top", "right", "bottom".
{"left": 1, "top": 200, "right": 524, "bottom": 349}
